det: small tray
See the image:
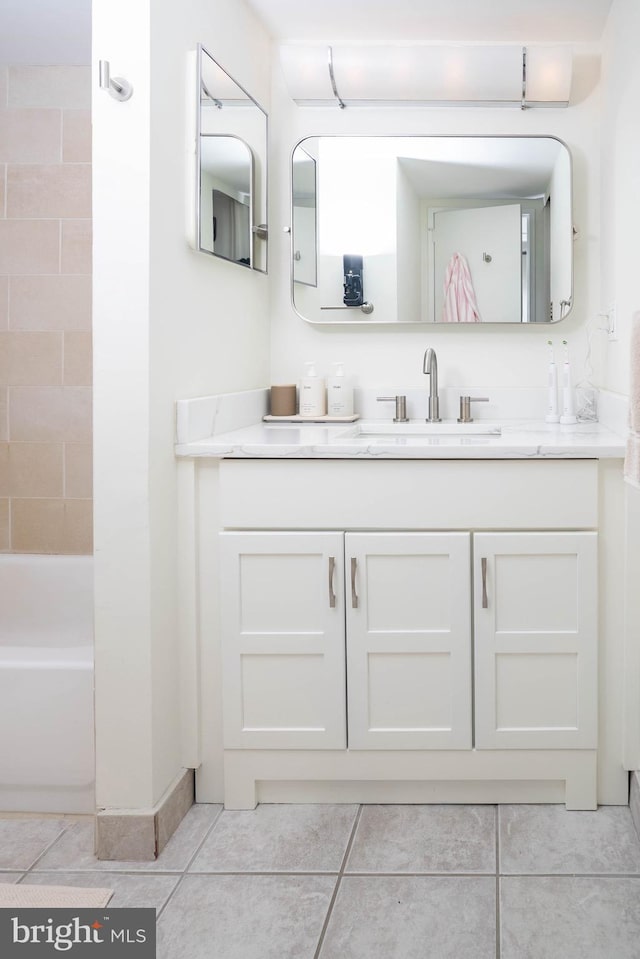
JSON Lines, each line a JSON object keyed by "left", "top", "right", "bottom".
{"left": 263, "top": 414, "right": 360, "bottom": 424}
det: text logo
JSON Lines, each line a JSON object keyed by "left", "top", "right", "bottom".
{"left": 0, "top": 908, "right": 155, "bottom": 957}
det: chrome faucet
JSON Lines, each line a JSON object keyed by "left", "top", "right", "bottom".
{"left": 422, "top": 348, "right": 441, "bottom": 422}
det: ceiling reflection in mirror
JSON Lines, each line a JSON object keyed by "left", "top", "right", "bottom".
{"left": 291, "top": 136, "right": 572, "bottom": 324}
{"left": 197, "top": 45, "right": 268, "bottom": 272}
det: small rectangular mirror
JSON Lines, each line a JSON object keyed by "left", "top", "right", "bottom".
{"left": 197, "top": 45, "right": 268, "bottom": 272}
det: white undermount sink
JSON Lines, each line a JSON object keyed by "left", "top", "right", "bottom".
{"left": 345, "top": 421, "right": 502, "bottom": 438}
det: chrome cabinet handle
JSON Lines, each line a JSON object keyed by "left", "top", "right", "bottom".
{"left": 328, "top": 556, "right": 336, "bottom": 609}
{"left": 351, "top": 557, "right": 359, "bottom": 609}
{"left": 481, "top": 557, "right": 488, "bottom": 609}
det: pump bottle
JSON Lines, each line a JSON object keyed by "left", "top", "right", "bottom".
{"left": 299, "top": 361, "right": 326, "bottom": 417}
{"left": 327, "top": 362, "right": 354, "bottom": 416}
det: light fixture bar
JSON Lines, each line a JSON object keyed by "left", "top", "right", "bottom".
{"left": 280, "top": 44, "right": 572, "bottom": 108}
{"left": 327, "top": 46, "right": 346, "bottom": 109}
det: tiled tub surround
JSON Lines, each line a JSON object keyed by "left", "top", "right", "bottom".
{"left": 3, "top": 802, "right": 640, "bottom": 958}
{"left": 0, "top": 64, "right": 92, "bottom": 553}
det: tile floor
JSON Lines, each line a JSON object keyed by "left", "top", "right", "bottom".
{"left": 2, "top": 802, "right": 640, "bottom": 958}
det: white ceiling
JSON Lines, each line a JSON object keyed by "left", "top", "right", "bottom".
{"left": 0, "top": 0, "right": 614, "bottom": 67}
{"left": 0, "top": 0, "right": 91, "bottom": 64}
{"left": 245, "top": 0, "right": 614, "bottom": 44}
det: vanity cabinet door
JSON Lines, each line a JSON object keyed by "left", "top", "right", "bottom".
{"left": 473, "top": 532, "right": 598, "bottom": 749}
{"left": 220, "top": 531, "right": 346, "bottom": 749}
{"left": 345, "top": 532, "right": 472, "bottom": 749}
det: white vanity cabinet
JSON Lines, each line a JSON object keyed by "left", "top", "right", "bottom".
{"left": 220, "top": 527, "right": 597, "bottom": 756}
{"left": 221, "top": 531, "right": 473, "bottom": 751}
{"left": 473, "top": 532, "right": 598, "bottom": 751}
{"left": 207, "top": 457, "right": 618, "bottom": 810}
{"left": 220, "top": 531, "right": 347, "bottom": 750}
{"left": 346, "top": 532, "right": 472, "bottom": 750}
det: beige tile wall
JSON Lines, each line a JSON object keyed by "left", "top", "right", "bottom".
{"left": 0, "top": 65, "right": 92, "bottom": 554}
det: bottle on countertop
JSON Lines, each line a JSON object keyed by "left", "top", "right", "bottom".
{"left": 327, "top": 362, "right": 354, "bottom": 417}
{"left": 560, "top": 339, "right": 577, "bottom": 425}
{"left": 299, "top": 361, "right": 326, "bottom": 417}
{"left": 545, "top": 339, "right": 560, "bottom": 424}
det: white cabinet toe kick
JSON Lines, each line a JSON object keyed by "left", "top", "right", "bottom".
{"left": 222, "top": 750, "right": 598, "bottom": 811}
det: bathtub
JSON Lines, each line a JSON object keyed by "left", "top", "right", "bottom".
{"left": 0, "top": 555, "right": 95, "bottom": 814}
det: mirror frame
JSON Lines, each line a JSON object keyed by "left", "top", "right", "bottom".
{"left": 290, "top": 134, "right": 573, "bottom": 326}
{"left": 196, "top": 44, "right": 268, "bottom": 273}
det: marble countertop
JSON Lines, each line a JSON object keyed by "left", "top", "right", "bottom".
{"left": 175, "top": 419, "right": 626, "bottom": 460}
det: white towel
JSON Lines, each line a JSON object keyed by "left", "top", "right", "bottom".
{"left": 441, "top": 253, "right": 482, "bottom": 323}
{"left": 624, "top": 311, "right": 640, "bottom": 488}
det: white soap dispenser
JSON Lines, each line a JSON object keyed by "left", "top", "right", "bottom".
{"left": 299, "top": 361, "right": 326, "bottom": 417}
{"left": 327, "top": 362, "right": 354, "bottom": 417}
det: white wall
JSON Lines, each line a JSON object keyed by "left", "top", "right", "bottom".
{"left": 269, "top": 50, "right": 602, "bottom": 395}
{"left": 92, "top": 0, "right": 270, "bottom": 810}
{"left": 600, "top": 0, "right": 640, "bottom": 398}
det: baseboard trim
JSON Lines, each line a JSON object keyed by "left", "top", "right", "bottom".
{"left": 95, "top": 768, "right": 195, "bottom": 861}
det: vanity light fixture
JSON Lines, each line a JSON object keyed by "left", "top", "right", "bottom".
{"left": 279, "top": 44, "right": 573, "bottom": 109}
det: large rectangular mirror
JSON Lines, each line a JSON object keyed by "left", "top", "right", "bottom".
{"left": 291, "top": 135, "right": 572, "bottom": 324}
{"left": 197, "top": 45, "right": 268, "bottom": 272}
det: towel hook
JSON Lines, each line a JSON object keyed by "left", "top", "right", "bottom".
{"left": 99, "top": 60, "right": 133, "bottom": 102}
{"left": 482, "top": 252, "right": 492, "bottom": 263}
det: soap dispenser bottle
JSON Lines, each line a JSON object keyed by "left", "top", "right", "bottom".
{"left": 327, "top": 362, "right": 354, "bottom": 417}
{"left": 299, "top": 361, "right": 326, "bottom": 417}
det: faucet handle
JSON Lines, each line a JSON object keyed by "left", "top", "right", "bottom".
{"left": 458, "top": 396, "right": 489, "bottom": 423}
{"left": 377, "top": 395, "right": 409, "bottom": 422}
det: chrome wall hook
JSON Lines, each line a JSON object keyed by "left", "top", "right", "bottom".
{"left": 99, "top": 60, "right": 133, "bottom": 102}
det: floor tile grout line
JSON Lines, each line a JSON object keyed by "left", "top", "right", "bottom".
{"left": 155, "top": 805, "right": 225, "bottom": 922}
{"left": 313, "top": 804, "right": 363, "bottom": 959}
{"left": 499, "top": 872, "right": 640, "bottom": 879}
{"left": 185, "top": 869, "right": 497, "bottom": 878}
{"left": 28, "top": 869, "right": 186, "bottom": 878}
{"left": 16, "top": 819, "right": 72, "bottom": 879}
{"left": 496, "top": 806, "right": 501, "bottom": 959}
{"left": 18, "top": 866, "right": 636, "bottom": 880}
{"left": 182, "top": 805, "right": 226, "bottom": 873}
{"left": 187, "top": 870, "right": 342, "bottom": 877}
{"left": 335, "top": 870, "right": 498, "bottom": 878}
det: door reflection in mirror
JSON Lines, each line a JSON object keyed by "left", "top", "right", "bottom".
{"left": 200, "top": 136, "right": 252, "bottom": 266}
